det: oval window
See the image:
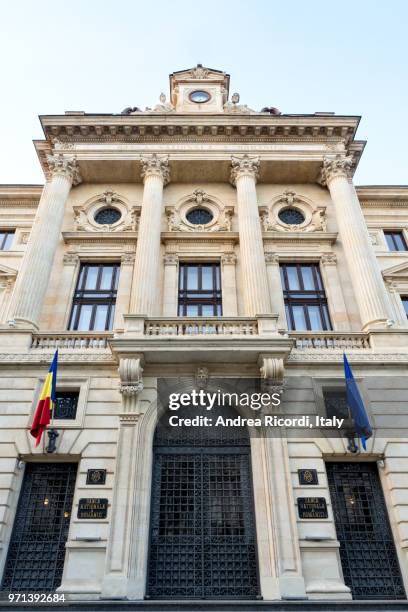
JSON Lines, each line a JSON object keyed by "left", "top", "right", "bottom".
{"left": 278, "top": 207, "right": 305, "bottom": 225}
{"left": 186, "top": 208, "right": 214, "bottom": 225}
{"left": 94, "top": 207, "right": 121, "bottom": 225}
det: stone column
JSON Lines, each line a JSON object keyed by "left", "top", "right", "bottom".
{"left": 114, "top": 253, "right": 135, "bottom": 329}
{"left": 0, "top": 279, "right": 14, "bottom": 323}
{"left": 130, "top": 155, "right": 169, "bottom": 316}
{"left": 162, "top": 254, "right": 179, "bottom": 316}
{"left": 320, "top": 156, "right": 393, "bottom": 331}
{"left": 320, "top": 253, "right": 350, "bottom": 331}
{"left": 7, "top": 154, "right": 81, "bottom": 329}
{"left": 221, "top": 253, "right": 238, "bottom": 316}
{"left": 264, "top": 252, "right": 286, "bottom": 329}
{"left": 231, "top": 155, "right": 272, "bottom": 316}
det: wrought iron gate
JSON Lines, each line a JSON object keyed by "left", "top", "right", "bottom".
{"left": 327, "top": 462, "right": 405, "bottom": 600}
{"left": 147, "top": 405, "right": 259, "bottom": 599}
{"left": 2, "top": 463, "right": 77, "bottom": 592}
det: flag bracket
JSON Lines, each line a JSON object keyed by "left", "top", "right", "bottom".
{"left": 345, "top": 430, "right": 359, "bottom": 454}
{"left": 46, "top": 429, "right": 59, "bottom": 454}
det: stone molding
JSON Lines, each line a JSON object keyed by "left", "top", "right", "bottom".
{"left": 140, "top": 154, "right": 170, "bottom": 185}
{"left": 230, "top": 155, "right": 260, "bottom": 186}
{"left": 46, "top": 154, "right": 82, "bottom": 186}
{"left": 258, "top": 354, "right": 285, "bottom": 384}
{"left": 318, "top": 155, "right": 353, "bottom": 186}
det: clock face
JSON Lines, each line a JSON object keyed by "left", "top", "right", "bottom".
{"left": 189, "top": 90, "right": 211, "bottom": 104}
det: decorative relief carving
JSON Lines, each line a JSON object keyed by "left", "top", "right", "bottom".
{"left": 320, "top": 252, "right": 337, "bottom": 266}
{"left": 63, "top": 253, "right": 79, "bottom": 265}
{"left": 261, "top": 190, "right": 327, "bottom": 233}
{"left": 20, "top": 232, "right": 30, "bottom": 245}
{"left": 258, "top": 354, "right": 285, "bottom": 385}
{"left": 121, "top": 252, "right": 136, "bottom": 265}
{"left": 166, "top": 189, "right": 233, "bottom": 233}
{"left": 195, "top": 367, "right": 209, "bottom": 389}
{"left": 318, "top": 155, "right": 353, "bottom": 186}
{"left": 73, "top": 190, "right": 140, "bottom": 233}
{"left": 264, "top": 252, "right": 279, "bottom": 264}
{"left": 221, "top": 253, "right": 237, "bottom": 266}
{"left": 46, "top": 154, "right": 82, "bottom": 186}
{"left": 141, "top": 154, "right": 170, "bottom": 185}
{"left": 163, "top": 253, "right": 179, "bottom": 265}
{"left": 118, "top": 357, "right": 144, "bottom": 413}
{"left": 230, "top": 155, "right": 260, "bottom": 185}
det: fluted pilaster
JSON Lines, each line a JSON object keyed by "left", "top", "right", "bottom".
{"left": 231, "top": 155, "right": 271, "bottom": 316}
{"left": 7, "top": 154, "right": 81, "bottom": 329}
{"left": 320, "top": 155, "right": 393, "bottom": 330}
{"left": 130, "top": 155, "right": 169, "bottom": 315}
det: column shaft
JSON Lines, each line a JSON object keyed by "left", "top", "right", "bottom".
{"left": 322, "top": 156, "right": 393, "bottom": 330}
{"left": 320, "top": 253, "right": 350, "bottom": 331}
{"left": 231, "top": 156, "right": 272, "bottom": 316}
{"left": 7, "top": 155, "right": 80, "bottom": 329}
{"left": 265, "top": 253, "right": 286, "bottom": 329}
{"left": 162, "top": 254, "right": 179, "bottom": 316}
{"left": 130, "top": 155, "right": 169, "bottom": 316}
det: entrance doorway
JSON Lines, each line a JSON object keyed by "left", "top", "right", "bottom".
{"left": 147, "top": 405, "right": 259, "bottom": 599}
{"left": 327, "top": 462, "right": 405, "bottom": 599}
{"left": 2, "top": 462, "right": 77, "bottom": 592}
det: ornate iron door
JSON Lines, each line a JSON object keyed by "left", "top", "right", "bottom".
{"left": 327, "top": 462, "right": 405, "bottom": 600}
{"left": 2, "top": 463, "right": 77, "bottom": 592}
{"left": 147, "top": 406, "right": 259, "bottom": 599}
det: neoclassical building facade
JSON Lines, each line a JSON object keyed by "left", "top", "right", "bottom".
{"left": 0, "top": 65, "right": 407, "bottom": 605}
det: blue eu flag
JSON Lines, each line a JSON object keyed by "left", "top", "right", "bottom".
{"left": 343, "top": 353, "right": 372, "bottom": 450}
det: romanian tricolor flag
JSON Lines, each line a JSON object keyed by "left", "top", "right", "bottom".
{"left": 30, "top": 350, "right": 58, "bottom": 447}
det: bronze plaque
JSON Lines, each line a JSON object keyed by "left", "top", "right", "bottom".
{"left": 86, "top": 469, "right": 106, "bottom": 485}
{"left": 298, "top": 469, "right": 318, "bottom": 485}
{"left": 297, "top": 497, "right": 328, "bottom": 519}
{"left": 78, "top": 498, "right": 108, "bottom": 519}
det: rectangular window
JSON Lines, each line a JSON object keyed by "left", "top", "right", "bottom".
{"left": 401, "top": 297, "right": 408, "bottom": 317}
{"left": 0, "top": 231, "right": 14, "bottom": 251}
{"left": 384, "top": 231, "right": 408, "bottom": 252}
{"left": 178, "top": 263, "right": 222, "bottom": 316}
{"left": 68, "top": 263, "right": 119, "bottom": 331}
{"left": 54, "top": 391, "right": 79, "bottom": 420}
{"left": 280, "top": 263, "right": 332, "bottom": 331}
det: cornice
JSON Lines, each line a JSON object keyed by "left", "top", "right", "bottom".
{"left": 263, "top": 232, "right": 338, "bottom": 245}
{"left": 161, "top": 231, "right": 239, "bottom": 244}
{"left": 62, "top": 231, "right": 138, "bottom": 245}
{"left": 0, "top": 186, "right": 42, "bottom": 204}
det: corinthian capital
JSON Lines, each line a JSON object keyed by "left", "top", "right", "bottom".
{"left": 230, "top": 155, "right": 260, "bottom": 186}
{"left": 46, "top": 154, "right": 82, "bottom": 186}
{"left": 318, "top": 155, "right": 353, "bottom": 186}
{"left": 141, "top": 154, "right": 170, "bottom": 185}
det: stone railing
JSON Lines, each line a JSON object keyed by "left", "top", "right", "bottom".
{"left": 31, "top": 332, "right": 113, "bottom": 350}
{"left": 289, "top": 332, "right": 371, "bottom": 350}
{"left": 144, "top": 317, "right": 259, "bottom": 336}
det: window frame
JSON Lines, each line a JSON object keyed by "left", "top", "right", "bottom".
{"left": 68, "top": 262, "right": 119, "bottom": 331}
{"left": 280, "top": 262, "right": 332, "bottom": 331}
{"left": 178, "top": 262, "right": 222, "bottom": 317}
{"left": 384, "top": 231, "right": 408, "bottom": 252}
{"left": 0, "top": 231, "right": 15, "bottom": 251}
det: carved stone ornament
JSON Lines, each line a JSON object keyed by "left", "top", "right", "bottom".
{"left": 258, "top": 354, "right": 285, "bottom": 385}
{"left": 221, "top": 253, "right": 237, "bottom": 266}
{"left": 46, "top": 154, "right": 82, "bottom": 186}
{"left": 318, "top": 155, "right": 354, "bottom": 186}
{"left": 320, "top": 252, "right": 337, "bottom": 266}
{"left": 151, "top": 92, "right": 175, "bottom": 114}
{"left": 163, "top": 253, "right": 179, "bottom": 265}
{"left": 118, "top": 356, "right": 144, "bottom": 414}
{"left": 223, "top": 101, "right": 257, "bottom": 115}
{"left": 195, "top": 366, "right": 209, "bottom": 389}
{"left": 188, "top": 64, "right": 210, "bottom": 79}
{"left": 73, "top": 190, "right": 140, "bottom": 233}
{"left": 264, "top": 252, "right": 279, "bottom": 264}
{"left": 141, "top": 154, "right": 170, "bottom": 185}
{"left": 166, "top": 189, "right": 233, "bottom": 233}
{"left": 261, "top": 190, "right": 327, "bottom": 233}
{"left": 230, "top": 155, "right": 260, "bottom": 186}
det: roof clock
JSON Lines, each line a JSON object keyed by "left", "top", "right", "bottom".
{"left": 169, "top": 64, "right": 230, "bottom": 113}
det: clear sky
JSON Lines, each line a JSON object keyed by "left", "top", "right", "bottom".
{"left": 1, "top": 0, "right": 407, "bottom": 185}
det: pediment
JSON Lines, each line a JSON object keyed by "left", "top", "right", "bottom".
{"left": 382, "top": 261, "right": 408, "bottom": 280}
{"left": 0, "top": 263, "right": 17, "bottom": 278}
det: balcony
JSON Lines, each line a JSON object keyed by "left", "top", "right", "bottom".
{"left": 289, "top": 332, "right": 371, "bottom": 350}
{"left": 31, "top": 332, "right": 113, "bottom": 350}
